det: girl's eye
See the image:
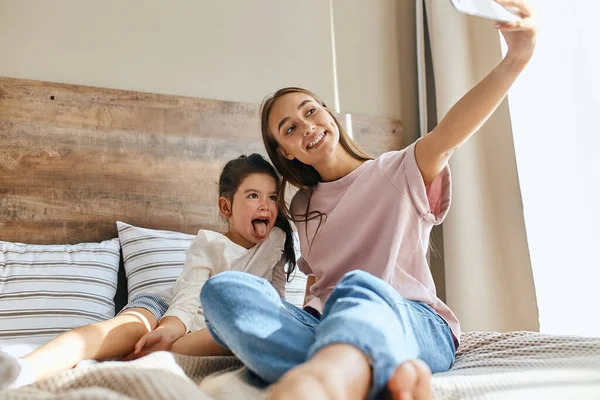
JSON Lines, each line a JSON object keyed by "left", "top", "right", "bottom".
{"left": 248, "top": 193, "right": 258, "bottom": 199}
{"left": 306, "top": 108, "right": 316, "bottom": 116}
{"left": 285, "top": 125, "right": 296, "bottom": 135}
{"left": 269, "top": 195, "right": 278, "bottom": 201}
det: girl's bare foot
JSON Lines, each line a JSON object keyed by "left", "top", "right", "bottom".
{"left": 0, "top": 351, "right": 34, "bottom": 389}
{"left": 0, "top": 351, "right": 21, "bottom": 389}
{"left": 267, "top": 344, "right": 370, "bottom": 400}
{"left": 387, "top": 359, "right": 432, "bottom": 400}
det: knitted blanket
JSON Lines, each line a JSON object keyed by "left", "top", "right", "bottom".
{"left": 2, "top": 331, "right": 599, "bottom": 400}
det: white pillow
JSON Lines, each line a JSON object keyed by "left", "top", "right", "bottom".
{"left": 117, "top": 221, "right": 307, "bottom": 307}
{"left": 285, "top": 232, "right": 308, "bottom": 307}
{"left": 117, "top": 221, "right": 195, "bottom": 299}
{"left": 0, "top": 239, "right": 120, "bottom": 347}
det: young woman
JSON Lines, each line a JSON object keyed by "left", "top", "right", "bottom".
{"left": 198, "top": 2, "right": 536, "bottom": 399}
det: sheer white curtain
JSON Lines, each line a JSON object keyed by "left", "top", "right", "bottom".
{"left": 420, "top": 0, "right": 538, "bottom": 333}
{"left": 506, "top": 1, "right": 600, "bottom": 336}
{"left": 421, "top": 0, "right": 600, "bottom": 336}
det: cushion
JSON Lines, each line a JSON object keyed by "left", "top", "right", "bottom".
{"left": 0, "top": 239, "right": 120, "bottom": 347}
{"left": 285, "top": 232, "right": 308, "bottom": 307}
{"left": 117, "top": 221, "right": 195, "bottom": 299}
{"left": 117, "top": 221, "right": 307, "bottom": 307}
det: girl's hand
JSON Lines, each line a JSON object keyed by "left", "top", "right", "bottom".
{"left": 122, "top": 327, "right": 180, "bottom": 361}
{"left": 495, "top": 0, "right": 537, "bottom": 62}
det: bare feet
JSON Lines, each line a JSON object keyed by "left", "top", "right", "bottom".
{"left": 267, "top": 344, "right": 370, "bottom": 400}
{"left": 267, "top": 344, "right": 432, "bottom": 400}
{"left": 0, "top": 351, "right": 37, "bottom": 389}
{"left": 387, "top": 360, "right": 432, "bottom": 400}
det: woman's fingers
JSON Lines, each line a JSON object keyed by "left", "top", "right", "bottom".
{"left": 495, "top": 18, "right": 535, "bottom": 31}
{"left": 494, "top": 0, "right": 533, "bottom": 18}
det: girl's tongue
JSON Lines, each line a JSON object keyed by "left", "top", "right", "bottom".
{"left": 252, "top": 220, "right": 268, "bottom": 239}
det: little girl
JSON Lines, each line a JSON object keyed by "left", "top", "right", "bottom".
{"left": 197, "top": 2, "right": 536, "bottom": 399}
{"left": 0, "top": 153, "right": 296, "bottom": 388}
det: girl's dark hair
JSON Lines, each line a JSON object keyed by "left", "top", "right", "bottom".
{"left": 260, "top": 87, "right": 372, "bottom": 250}
{"left": 219, "top": 153, "right": 296, "bottom": 281}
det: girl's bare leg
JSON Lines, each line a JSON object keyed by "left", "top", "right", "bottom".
{"left": 23, "top": 308, "right": 158, "bottom": 382}
{"left": 169, "top": 329, "right": 232, "bottom": 357}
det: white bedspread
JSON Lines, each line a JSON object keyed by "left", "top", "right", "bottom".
{"left": 1, "top": 331, "right": 599, "bottom": 399}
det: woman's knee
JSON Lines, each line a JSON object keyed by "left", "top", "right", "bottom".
{"left": 333, "top": 270, "right": 399, "bottom": 305}
{"left": 337, "top": 270, "right": 387, "bottom": 293}
{"left": 200, "top": 271, "right": 271, "bottom": 314}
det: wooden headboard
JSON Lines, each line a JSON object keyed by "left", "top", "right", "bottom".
{"left": 0, "top": 77, "right": 403, "bottom": 244}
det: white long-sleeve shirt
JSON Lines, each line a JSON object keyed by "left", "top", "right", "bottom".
{"left": 158, "top": 227, "right": 286, "bottom": 333}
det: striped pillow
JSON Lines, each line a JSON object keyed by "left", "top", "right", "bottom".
{"left": 117, "top": 222, "right": 308, "bottom": 307}
{"left": 117, "top": 221, "right": 195, "bottom": 299}
{"left": 0, "top": 239, "right": 120, "bottom": 347}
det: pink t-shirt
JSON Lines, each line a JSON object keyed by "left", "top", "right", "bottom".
{"left": 291, "top": 141, "right": 461, "bottom": 341}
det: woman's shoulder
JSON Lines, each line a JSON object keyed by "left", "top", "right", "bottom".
{"left": 371, "top": 144, "right": 421, "bottom": 177}
{"left": 290, "top": 188, "right": 311, "bottom": 214}
{"left": 377, "top": 145, "right": 412, "bottom": 164}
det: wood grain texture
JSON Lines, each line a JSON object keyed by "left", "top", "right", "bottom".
{"left": 0, "top": 77, "right": 403, "bottom": 244}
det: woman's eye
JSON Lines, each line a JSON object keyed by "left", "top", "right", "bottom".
{"left": 285, "top": 125, "right": 295, "bottom": 135}
{"left": 248, "top": 193, "right": 258, "bottom": 199}
{"left": 306, "top": 108, "right": 316, "bottom": 116}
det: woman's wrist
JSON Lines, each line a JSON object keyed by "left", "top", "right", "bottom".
{"left": 505, "top": 49, "right": 533, "bottom": 66}
{"left": 498, "top": 51, "right": 532, "bottom": 78}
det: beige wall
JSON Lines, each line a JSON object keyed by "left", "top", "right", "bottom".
{"left": 0, "top": 0, "right": 418, "bottom": 142}
{"left": 0, "top": 0, "right": 336, "bottom": 106}
{"left": 1, "top": 0, "right": 432, "bottom": 295}
{"left": 333, "top": 0, "right": 419, "bottom": 144}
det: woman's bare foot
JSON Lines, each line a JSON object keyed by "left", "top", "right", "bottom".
{"left": 387, "top": 360, "right": 432, "bottom": 400}
{"left": 267, "top": 344, "right": 371, "bottom": 400}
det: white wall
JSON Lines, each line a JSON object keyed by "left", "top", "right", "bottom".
{"left": 0, "top": 0, "right": 336, "bottom": 106}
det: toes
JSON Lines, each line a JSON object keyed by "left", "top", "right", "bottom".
{"left": 388, "top": 360, "right": 432, "bottom": 400}
{"left": 388, "top": 361, "right": 417, "bottom": 394}
{"left": 411, "top": 360, "right": 432, "bottom": 400}
{"left": 397, "top": 391, "right": 414, "bottom": 400}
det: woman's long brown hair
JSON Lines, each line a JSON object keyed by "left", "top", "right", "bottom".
{"left": 260, "top": 87, "right": 372, "bottom": 249}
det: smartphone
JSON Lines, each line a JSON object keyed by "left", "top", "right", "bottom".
{"left": 450, "top": 0, "right": 521, "bottom": 23}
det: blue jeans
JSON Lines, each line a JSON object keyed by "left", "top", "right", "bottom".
{"left": 201, "top": 270, "right": 456, "bottom": 399}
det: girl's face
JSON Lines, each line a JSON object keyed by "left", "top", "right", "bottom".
{"left": 268, "top": 92, "right": 340, "bottom": 166}
{"left": 221, "top": 173, "right": 278, "bottom": 249}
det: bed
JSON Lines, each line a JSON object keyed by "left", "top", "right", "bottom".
{"left": 1, "top": 76, "right": 599, "bottom": 400}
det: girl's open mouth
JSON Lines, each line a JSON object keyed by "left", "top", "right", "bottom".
{"left": 251, "top": 217, "right": 269, "bottom": 238}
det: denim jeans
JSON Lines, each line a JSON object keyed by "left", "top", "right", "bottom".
{"left": 201, "top": 270, "right": 456, "bottom": 399}
{"left": 119, "top": 292, "right": 169, "bottom": 321}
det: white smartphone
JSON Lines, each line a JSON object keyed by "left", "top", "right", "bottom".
{"left": 450, "top": 0, "right": 521, "bottom": 23}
